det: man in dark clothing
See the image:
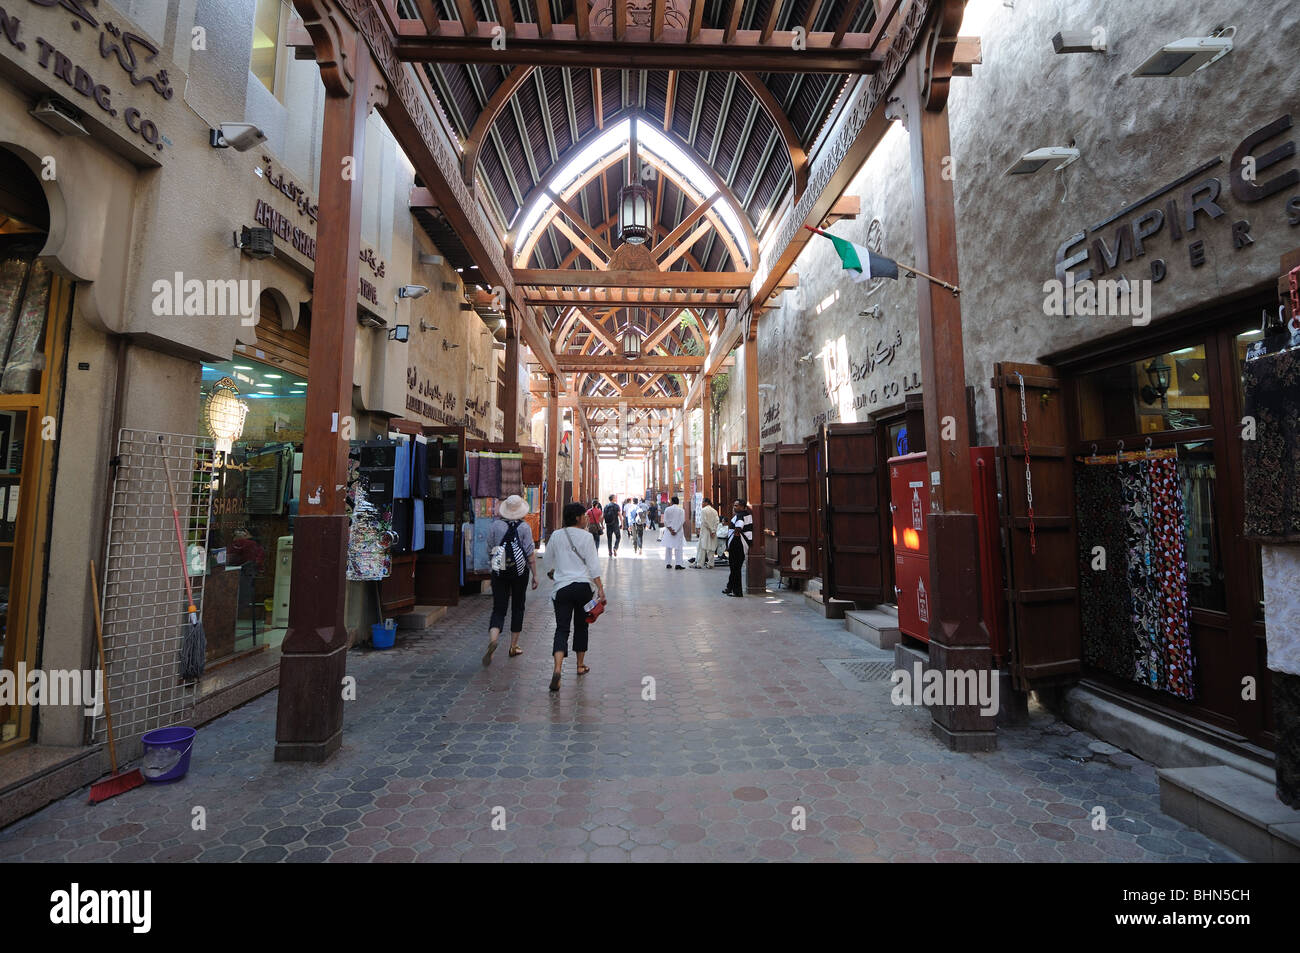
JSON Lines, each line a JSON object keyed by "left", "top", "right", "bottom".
{"left": 602, "top": 494, "right": 622, "bottom": 556}
{"left": 646, "top": 499, "right": 660, "bottom": 531}
{"left": 723, "top": 499, "right": 753, "bottom": 597}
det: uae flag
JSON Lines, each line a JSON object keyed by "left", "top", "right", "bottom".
{"left": 813, "top": 229, "right": 900, "bottom": 282}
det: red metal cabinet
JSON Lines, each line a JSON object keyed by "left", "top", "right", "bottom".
{"left": 887, "top": 448, "right": 1007, "bottom": 662}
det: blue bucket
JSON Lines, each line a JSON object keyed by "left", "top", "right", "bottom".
{"left": 140, "top": 726, "right": 195, "bottom": 783}
{"left": 371, "top": 621, "right": 396, "bottom": 649}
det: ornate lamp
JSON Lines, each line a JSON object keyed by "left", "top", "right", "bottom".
{"left": 1141, "top": 359, "right": 1171, "bottom": 405}
{"left": 622, "top": 328, "right": 641, "bottom": 359}
{"left": 618, "top": 183, "right": 652, "bottom": 245}
{"left": 203, "top": 376, "right": 249, "bottom": 456}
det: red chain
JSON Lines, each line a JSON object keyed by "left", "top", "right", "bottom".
{"left": 1016, "top": 373, "right": 1037, "bottom": 556}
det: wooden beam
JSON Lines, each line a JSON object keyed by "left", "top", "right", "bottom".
{"left": 536, "top": 0, "right": 553, "bottom": 37}
{"left": 412, "top": 0, "right": 441, "bottom": 34}
{"left": 686, "top": 0, "right": 705, "bottom": 42}
{"left": 953, "top": 36, "right": 982, "bottom": 76}
{"left": 832, "top": 0, "right": 856, "bottom": 45}
{"left": 575, "top": 0, "right": 590, "bottom": 38}
{"left": 524, "top": 288, "right": 741, "bottom": 308}
{"left": 652, "top": 0, "right": 667, "bottom": 41}
{"left": 614, "top": 0, "right": 627, "bottom": 41}
{"left": 738, "top": 74, "right": 808, "bottom": 196}
{"left": 593, "top": 68, "right": 604, "bottom": 129}
{"left": 759, "top": 0, "right": 781, "bottom": 43}
{"left": 548, "top": 190, "right": 614, "bottom": 257}
{"left": 556, "top": 355, "right": 703, "bottom": 371}
{"left": 453, "top": 0, "right": 478, "bottom": 34}
{"left": 409, "top": 186, "right": 437, "bottom": 208}
{"left": 461, "top": 65, "right": 535, "bottom": 185}
{"left": 652, "top": 192, "right": 720, "bottom": 258}
{"left": 514, "top": 269, "right": 752, "bottom": 289}
{"left": 548, "top": 395, "right": 685, "bottom": 408}
{"left": 552, "top": 217, "right": 609, "bottom": 270}
{"left": 659, "top": 222, "right": 712, "bottom": 270}
{"left": 573, "top": 307, "right": 621, "bottom": 353}
{"left": 491, "top": 0, "right": 514, "bottom": 36}
{"left": 663, "top": 69, "right": 677, "bottom": 131}
{"left": 802, "top": 0, "right": 825, "bottom": 31}
{"left": 724, "top": 0, "right": 744, "bottom": 44}
{"left": 393, "top": 27, "right": 884, "bottom": 73}
{"left": 822, "top": 193, "right": 861, "bottom": 227}
{"left": 642, "top": 310, "right": 686, "bottom": 353}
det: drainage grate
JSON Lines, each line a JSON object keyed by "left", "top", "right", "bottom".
{"left": 841, "top": 660, "right": 896, "bottom": 682}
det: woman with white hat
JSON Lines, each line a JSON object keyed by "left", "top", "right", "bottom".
{"left": 482, "top": 494, "right": 538, "bottom": 666}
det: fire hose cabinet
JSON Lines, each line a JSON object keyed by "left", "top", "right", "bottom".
{"left": 888, "top": 449, "right": 1007, "bottom": 662}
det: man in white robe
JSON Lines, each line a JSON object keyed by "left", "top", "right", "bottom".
{"left": 662, "top": 495, "right": 686, "bottom": 570}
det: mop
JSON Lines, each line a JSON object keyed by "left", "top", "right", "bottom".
{"left": 161, "top": 441, "right": 206, "bottom": 680}
{"left": 87, "top": 561, "right": 144, "bottom": 803}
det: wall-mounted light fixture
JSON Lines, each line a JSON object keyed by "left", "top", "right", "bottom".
{"left": 1141, "top": 359, "right": 1171, "bottom": 405}
{"left": 1003, "top": 146, "right": 1080, "bottom": 177}
{"left": 1132, "top": 29, "right": 1234, "bottom": 77}
{"left": 1052, "top": 30, "right": 1107, "bottom": 54}
{"left": 209, "top": 122, "right": 267, "bottom": 151}
{"left": 397, "top": 284, "right": 429, "bottom": 299}
{"left": 387, "top": 325, "right": 410, "bottom": 343}
{"left": 859, "top": 305, "right": 882, "bottom": 319}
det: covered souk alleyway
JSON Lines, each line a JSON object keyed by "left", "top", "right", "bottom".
{"left": 0, "top": 548, "right": 1236, "bottom": 863}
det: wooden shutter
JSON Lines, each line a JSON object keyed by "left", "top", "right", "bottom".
{"left": 992, "top": 362, "right": 1081, "bottom": 689}
{"left": 761, "top": 446, "right": 779, "bottom": 573}
{"left": 237, "top": 299, "right": 310, "bottom": 379}
{"left": 777, "top": 443, "right": 815, "bottom": 578}
{"left": 823, "top": 421, "right": 883, "bottom": 603}
{"left": 806, "top": 429, "right": 825, "bottom": 579}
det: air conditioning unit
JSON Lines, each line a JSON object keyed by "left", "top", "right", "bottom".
{"left": 237, "top": 226, "right": 275, "bottom": 259}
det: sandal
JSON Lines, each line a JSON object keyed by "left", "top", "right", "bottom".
{"left": 508, "top": 646, "right": 523, "bottom": 657}
{"left": 482, "top": 640, "right": 498, "bottom": 667}
{"left": 549, "top": 672, "right": 561, "bottom": 692}
{"left": 576, "top": 665, "right": 590, "bottom": 676}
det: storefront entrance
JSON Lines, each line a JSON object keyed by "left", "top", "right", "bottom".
{"left": 0, "top": 148, "right": 72, "bottom": 749}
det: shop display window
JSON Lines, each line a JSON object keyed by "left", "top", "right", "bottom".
{"left": 1076, "top": 345, "right": 1213, "bottom": 440}
{"left": 198, "top": 360, "right": 306, "bottom": 659}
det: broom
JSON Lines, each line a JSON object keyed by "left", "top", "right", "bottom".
{"left": 162, "top": 443, "right": 206, "bottom": 680}
{"left": 87, "top": 560, "right": 144, "bottom": 803}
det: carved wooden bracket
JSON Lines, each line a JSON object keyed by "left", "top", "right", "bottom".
{"left": 292, "top": 0, "right": 361, "bottom": 97}
{"left": 920, "top": 0, "right": 965, "bottom": 113}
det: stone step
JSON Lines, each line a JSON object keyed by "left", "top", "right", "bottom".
{"left": 802, "top": 589, "right": 854, "bottom": 619}
{"left": 395, "top": 605, "right": 448, "bottom": 630}
{"left": 1158, "top": 765, "right": 1300, "bottom": 862}
{"left": 844, "top": 608, "right": 900, "bottom": 650}
{"left": 893, "top": 639, "right": 929, "bottom": 674}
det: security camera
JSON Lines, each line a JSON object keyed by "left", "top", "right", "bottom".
{"left": 210, "top": 123, "right": 267, "bottom": 151}
{"left": 397, "top": 285, "right": 430, "bottom": 299}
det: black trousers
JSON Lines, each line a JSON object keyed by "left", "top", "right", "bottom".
{"left": 589, "top": 526, "right": 602, "bottom": 551}
{"left": 553, "top": 581, "right": 594, "bottom": 656}
{"left": 605, "top": 523, "right": 621, "bottom": 551}
{"left": 726, "top": 538, "right": 746, "bottom": 595}
{"left": 489, "top": 572, "right": 528, "bottom": 632}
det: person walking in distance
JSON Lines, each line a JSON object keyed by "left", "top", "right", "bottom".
{"left": 623, "top": 497, "right": 638, "bottom": 550}
{"left": 662, "top": 495, "right": 686, "bottom": 570}
{"left": 646, "top": 497, "right": 660, "bottom": 532}
{"left": 723, "top": 499, "right": 753, "bottom": 597}
{"left": 586, "top": 499, "right": 604, "bottom": 553}
{"left": 544, "top": 501, "right": 606, "bottom": 692}
{"left": 482, "top": 495, "right": 538, "bottom": 665}
{"left": 695, "top": 498, "right": 720, "bottom": 569}
{"left": 634, "top": 497, "right": 648, "bottom": 554}
{"left": 602, "top": 494, "right": 622, "bottom": 556}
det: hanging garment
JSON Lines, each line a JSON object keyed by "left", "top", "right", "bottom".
{"left": 1075, "top": 463, "right": 1137, "bottom": 681}
{"left": 1120, "top": 458, "right": 1164, "bottom": 690}
{"left": 1149, "top": 457, "right": 1195, "bottom": 700}
{"left": 390, "top": 499, "right": 412, "bottom": 553}
{"left": 472, "top": 515, "right": 494, "bottom": 571}
{"left": 1262, "top": 544, "right": 1300, "bottom": 677}
{"left": 500, "top": 456, "right": 524, "bottom": 497}
{"left": 467, "top": 453, "right": 481, "bottom": 497}
{"left": 1274, "top": 671, "right": 1300, "bottom": 808}
{"left": 1, "top": 259, "right": 50, "bottom": 394}
{"left": 413, "top": 436, "right": 429, "bottom": 498}
{"left": 1243, "top": 348, "right": 1300, "bottom": 541}
{"left": 392, "top": 435, "right": 412, "bottom": 500}
{"left": 411, "top": 498, "right": 425, "bottom": 551}
{"left": 478, "top": 455, "right": 502, "bottom": 500}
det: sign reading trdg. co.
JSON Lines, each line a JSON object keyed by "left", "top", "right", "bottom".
{"left": 0, "top": 0, "right": 175, "bottom": 154}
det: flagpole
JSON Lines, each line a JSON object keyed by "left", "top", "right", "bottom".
{"left": 803, "top": 225, "right": 961, "bottom": 296}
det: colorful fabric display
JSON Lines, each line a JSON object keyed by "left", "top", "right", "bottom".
{"left": 1243, "top": 348, "right": 1300, "bottom": 541}
{"left": 392, "top": 435, "right": 411, "bottom": 500}
{"left": 500, "top": 455, "right": 523, "bottom": 497}
{"left": 467, "top": 454, "right": 481, "bottom": 497}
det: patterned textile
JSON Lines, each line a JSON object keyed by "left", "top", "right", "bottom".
{"left": 1, "top": 259, "right": 50, "bottom": 394}
{"left": 1243, "top": 348, "right": 1300, "bottom": 541}
{"left": 1120, "top": 459, "right": 1164, "bottom": 690}
{"left": 1275, "top": 671, "right": 1300, "bottom": 808}
{"left": 1262, "top": 544, "right": 1300, "bottom": 676}
{"left": 467, "top": 454, "right": 481, "bottom": 497}
{"left": 471, "top": 515, "right": 493, "bottom": 572}
{"left": 1149, "top": 457, "right": 1195, "bottom": 700}
{"left": 500, "top": 456, "right": 523, "bottom": 497}
{"left": 1075, "top": 464, "right": 1136, "bottom": 680}
{"left": 477, "top": 455, "right": 502, "bottom": 500}
{"left": 1076, "top": 453, "right": 1195, "bottom": 700}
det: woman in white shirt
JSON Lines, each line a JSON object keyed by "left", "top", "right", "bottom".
{"left": 544, "top": 501, "right": 606, "bottom": 692}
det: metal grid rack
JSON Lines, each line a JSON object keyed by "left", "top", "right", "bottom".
{"left": 94, "top": 430, "right": 215, "bottom": 746}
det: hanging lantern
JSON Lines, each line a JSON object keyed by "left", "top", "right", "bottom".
{"left": 622, "top": 328, "right": 641, "bottom": 359}
{"left": 203, "top": 376, "right": 249, "bottom": 455}
{"left": 618, "top": 183, "right": 652, "bottom": 245}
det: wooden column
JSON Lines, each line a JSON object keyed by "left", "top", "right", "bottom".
{"left": 681, "top": 413, "right": 692, "bottom": 536}
{"left": 572, "top": 419, "right": 582, "bottom": 508}
{"left": 546, "top": 375, "right": 559, "bottom": 538}
{"left": 904, "top": 31, "right": 995, "bottom": 752}
{"left": 667, "top": 424, "right": 675, "bottom": 501}
{"left": 701, "top": 376, "right": 712, "bottom": 503}
{"left": 501, "top": 322, "right": 519, "bottom": 442}
{"left": 744, "top": 333, "right": 764, "bottom": 592}
{"left": 276, "top": 14, "right": 384, "bottom": 762}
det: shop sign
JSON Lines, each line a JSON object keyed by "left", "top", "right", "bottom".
{"left": 820, "top": 330, "right": 904, "bottom": 399}
{"left": 259, "top": 156, "right": 318, "bottom": 223}
{"left": 1055, "top": 114, "right": 1300, "bottom": 285}
{"left": 405, "top": 368, "right": 459, "bottom": 424}
{"left": 252, "top": 195, "right": 386, "bottom": 305}
{"left": 760, "top": 402, "right": 781, "bottom": 439}
{"left": 0, "top": 0, "right": 175, "bottom": 153}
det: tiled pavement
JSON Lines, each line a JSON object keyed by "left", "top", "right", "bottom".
{"left": 0, "top": 542, "right": 1239, "bottom": 862}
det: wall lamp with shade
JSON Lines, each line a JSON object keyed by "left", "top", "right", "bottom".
{"left": 397, "top": 284, "right": 429, "bottom": 299}
{"left": 1141, "top": 358, "right": 1171, "bottom": 405}
{"left": 1004, "top": 146, "right": 1080, "bottom": 177}
{"left": 1132, "top": 29, "right": 1234, "bottom": 77}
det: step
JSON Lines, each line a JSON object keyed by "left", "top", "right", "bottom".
{"left": 395, "top": 605, "right": 448, "bottom": 630}
{"left": 1158, "top": 765, "right": 1300, "bottom": 862}
{"left": 802, "top": 589, "right": 854, "bottom": 619}
{"left": 894, "top": 639, "right": 929, "bottom": 674}
{"left": 844, "top": 608, "right": 900, "bottom": 650}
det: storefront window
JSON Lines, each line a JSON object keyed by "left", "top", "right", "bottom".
{"left": 251, "top": 0, "right": 284, "bottom": 95}
{"left": 1076, "top": 345, "right": 1213, "bottom": 440}
{"left": 198, "top": 360, "right": 305, "bottom": 659}
{"left": 1177, "top": 440, "right": 1224, "bottom": 612}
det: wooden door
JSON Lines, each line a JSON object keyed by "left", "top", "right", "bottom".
{"left": 805, "top": 430, "right": 825, "bottom": 580}
{"left": 761, "top": 446, "right": 779, "bottom": 574}
{"left": 822, "top": 422, "right": 884, "bottom": 603}
{"left": 777, "top": 443, "right": 815, "bottom": 578}
{"left": 728, "top": 451, "right": 747, "bottom": 505}
{"left": 993, "top": 362, "right": 1080, "bottom": 689}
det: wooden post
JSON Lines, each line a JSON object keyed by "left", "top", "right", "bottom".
{"left": 701, "top": 375, "right": 712, "bottom": 502}
{"left": 572, "top": 418, "right": 581, "bottom": 509}
{"left": 744, "top": 333, "right": 764, "bottom": 593}
{"left": 501, "top": 321, "right": 519, "bottom": 443}
{"left": 904, "top": 42, "right": 995, "bottom": 752}
{"left": 546, "top": 374, "right": 559, "bottom": 538}
{"left": 276, "top": 21, "right": 383, "bottom": 763}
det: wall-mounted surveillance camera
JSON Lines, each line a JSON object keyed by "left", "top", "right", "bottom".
{"left": 397, "top": 284, "right": 430, "bottom": 299}
{"left": 209, "top": 122, "right": 267, "bottom": 151}
{"left": 1003, "top": 146, "right": 1080, "bottom": 177}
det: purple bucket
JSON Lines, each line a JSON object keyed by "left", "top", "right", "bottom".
{"left": 140, "top": 726, "right": 196, "bottom": 782}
